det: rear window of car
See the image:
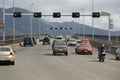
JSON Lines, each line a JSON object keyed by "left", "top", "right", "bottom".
{"left": 55, "top": 41, "right": 66, "bottom": 45}
{"left": 24, "top": 38, "right": 31, "bottom": 41}
{"left": 56, "top": 37, "right": 62, "bottom": 39}
{"left": 0, "top": 47, "right": 10, "bottom": 51}
{"left": 43, "top": 38, "right": 50, "bottom": 42}
{"left": 69, "top": 40, "right": 76, "bottom": 42}
{"left": 81, "top": 39, "right": 89, "bottom": 42}
{"left": 80, "top": 44, "right": 91, "bottom": 47}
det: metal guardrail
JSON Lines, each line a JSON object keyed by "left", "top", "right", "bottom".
{"left": 73, "top": 35, "right": 112, "bottom": 51}
{"left": 0, "top": 35, "right": 38, "bottom": 46}
{"left": 73, "top": 35, "right": 119, "bottom": 53}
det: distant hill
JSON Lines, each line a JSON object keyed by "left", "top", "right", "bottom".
{"left": 0, "top": 7, "right": 119, "bottom": 36}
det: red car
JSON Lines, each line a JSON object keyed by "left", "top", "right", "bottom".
{"left": 75, "top": 43, "right": 92, "bottom": 55}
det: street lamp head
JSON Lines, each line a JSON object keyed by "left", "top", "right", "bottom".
{"left": 101, "top": 11, "right": 111, "bottom": 16}
{"left": 31, "top": 3, "right": 34, "bottom": 6}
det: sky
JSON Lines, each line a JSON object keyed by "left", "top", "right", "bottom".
{"left": 0, "top": 0, "right": 120, "bottom": 31}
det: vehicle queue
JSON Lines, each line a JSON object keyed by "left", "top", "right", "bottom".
{"left": 0, "top": 34, "right": 119, "bottom": 65}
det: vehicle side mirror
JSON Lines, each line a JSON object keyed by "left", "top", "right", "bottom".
{"left": 13, "top": 51, "right": 16, "bottom": 53}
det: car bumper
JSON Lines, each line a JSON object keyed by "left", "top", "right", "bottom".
{"left": 0, "top": 55, "right": 15, "bottom": 62}
{"left": 78, "top": 50, "right": 92, "bottom": 54}
{"left": 43, "top": 42, "right": 50, "bottom": 45}
{"left": 53, "top": 49, "right": 67, "bottom": 53}
{"left": 116, "top": 53, "right": 120, "bottom": 58}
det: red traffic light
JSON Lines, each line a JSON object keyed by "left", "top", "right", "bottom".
{"left": 34, "top": 12, "right": 42, "bottom": 18}
{"left": 53, "top": 12, "right": 61, "bottom": 18}
{"left": 72, "top": 12, "right": 80, "bottom": 18}
{"left": 92, "top": 12, "right": 100, "bottom": 18}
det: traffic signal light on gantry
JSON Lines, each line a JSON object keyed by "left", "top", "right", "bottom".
{"left": 53, "top": 12, "right": 61, "bottom": 18}
{"left": 60, "top": 27, "right": 62, "bottom": 30}
{"left": 13, "top": 12, "right": 21, "bottom": 17}
{"left": 92, "top": 12, "right": 100, "bottom": 18}
{"left": 72, "top": 12, "right": 80, "bottom": 18}
{"left": 34, "top": 12, "right": 42, "bottom": 18}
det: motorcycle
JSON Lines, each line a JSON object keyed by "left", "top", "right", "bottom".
{"left": 98, "top": 51, "right": 106, "bottom": 62}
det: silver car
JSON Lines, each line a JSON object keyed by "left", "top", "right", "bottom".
{"left": 0, "top": 46, "right": 15, "bottom": 65}
{"left": 67, "top": 39, "right": 77, "bottom": 46}
{"left": 52, "top": 40, "right": 68, "bottom": 56}
{"left": 115, "top": 47, "right": 120, "bottom": 60}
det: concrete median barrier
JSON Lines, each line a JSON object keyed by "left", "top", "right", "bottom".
{"left": 91, "top": 40, "right": 117, "bottom": 54}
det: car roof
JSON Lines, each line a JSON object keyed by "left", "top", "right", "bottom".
{"left": 55, "top": 39, "right": 66, "bottom": 42}
{"left": 79, "top": 43, "right": 91, "bottom": 46}
{"left": 0, "top": 46, "right": 11, "bottom": 48}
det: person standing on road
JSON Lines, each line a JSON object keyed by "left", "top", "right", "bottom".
{"left": 98, "top": 44, "right": 106, "bottom": 58}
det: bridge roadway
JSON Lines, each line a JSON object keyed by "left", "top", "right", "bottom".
{"left": 0, "top": 41, "right": 120, "bottom": 80}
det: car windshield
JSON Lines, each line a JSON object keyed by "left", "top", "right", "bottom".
{"left": 55, "top": 41, "right": 66, "bottom": 45}
{"left": 0, "top": 47, "right": 10, "bottom": 51}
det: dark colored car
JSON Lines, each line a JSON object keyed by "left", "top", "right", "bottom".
{"left": 75, "top": 43, "right": 92, "bottom": 55}
{"left": 43, "top": 37, "right": 50, "bottom": 45}
{"left": 23, "top": 37, "right": 34, "bottom": 47}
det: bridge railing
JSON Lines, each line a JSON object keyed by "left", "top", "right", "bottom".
{"left": 73, "top": 34, "right": 119, "bottom": 54}
{"left": 0, "top": 35, "right": 38, "bottom": 46}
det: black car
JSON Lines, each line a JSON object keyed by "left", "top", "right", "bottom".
{"left": 43, "top": 37, "right": 50, "bottom": 45}
{"left": 23, "top": 37, "right": 34, "bottom": 47}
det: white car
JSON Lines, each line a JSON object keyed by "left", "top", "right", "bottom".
{"left": 67, "top": 39, "right": 77, "bottom": 46}
{"left": 39, "top": 36, "right": 44, "bottom": 41}
{"left": 115, "top": 47, "right": 120, "bottom": 60}
{"left": 0, "top": 46, "right": 15, "bottom": 65}
{"left": 55, "top": 35, "right": 64, "bottom": 40}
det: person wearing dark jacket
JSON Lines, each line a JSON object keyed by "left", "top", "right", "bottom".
{"left": 98, "top": 44, "right": 106, "bottom": 58}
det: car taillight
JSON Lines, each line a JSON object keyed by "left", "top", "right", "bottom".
{"left": 10, "top": 52, "right": 13, "bottom": 56}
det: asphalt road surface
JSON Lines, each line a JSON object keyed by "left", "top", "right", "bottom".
{"left": 0, "top": 41, "right": 120, "bottom": 80}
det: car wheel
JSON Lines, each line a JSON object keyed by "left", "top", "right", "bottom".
{"left": 53, "top": 52, "right": 56, "bottom": 56}
{"left": 65, "top": 52, "right": 68, "bottom": 56}
{"left": 116, "top": 57, "right": 119, "bottom": 60}
{"left": 10, "top": 61, "right": 15, "bottom": 65}
{"left": 75, "top": 49, "right": 78, "bottom": 54}
{"left": 90, "top": 53, "right": 92, "bottom": 55}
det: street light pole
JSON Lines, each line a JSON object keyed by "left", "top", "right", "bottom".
{"left": 92, "top": 0, "right": 94, "bottom": 38}
{"left": 13, "top": 0, "right": 15, "bottom": 43}
{"left": 2, "top": 0, "right": 5, "bottom": 44}
{"left": 38, "top": 18, "right": 40, "bottom": 38}
{"left": 82, "top": 8, "right": 85, "bottom": 37}
{"left": 101, "top": 11, "right": 112, "bottom": 42}
{"left": 108, "top": 15, "right": 111, "bottom": 41}
{"left": 30, "top": 4, "right": 34, "bottom": 38}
